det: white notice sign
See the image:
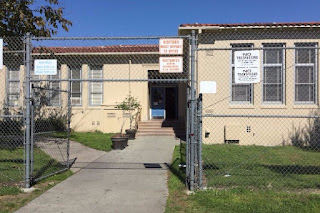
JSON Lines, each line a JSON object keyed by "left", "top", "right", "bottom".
{"left": 234, "top": 50, "right": 260, "bottom": 83}
{"left": 159, "top": 57, "right": 183, "bottom": 73}
{"left": 159, "top": 38, "right": 183, "bottom": 55}
{"left": 200, "top": 81, "right": 217, "bottom": 94}
{"left": 34, "top": 59, "right": 57, "bottom": 75}
{"left": 0, "top": 39, "right": 3, "bottom": 69}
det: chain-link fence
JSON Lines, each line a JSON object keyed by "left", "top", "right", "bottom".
{"left": 0, "top": 37, "right": 26, "bottom": 187}
{"left": 193, "top": 30, "right": 320, "bottom": 191}
{"left": 1, "top": 35, "right": 193, "bottom": 188}
{"left": 30, "top": 83, "right": 71, "bottom": 183}
{"left": 29, "top": 36, "right": 191, "bottom": 185}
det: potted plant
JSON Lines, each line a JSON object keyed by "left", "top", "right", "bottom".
{"left": 116, "top": 94, "right": 141, "bottom": 140}
{"left": 111, "top": 133, "right": 129, "bottom": 150}
{"left": 111, "top": 117, "right": 129, "bottom": 149}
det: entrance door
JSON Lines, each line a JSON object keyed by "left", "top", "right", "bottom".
{"left": 151, "top": 87, "right": 165, "bottom": 119}
{"left": 165, "top": 87, "right": 177, "bottom": 120}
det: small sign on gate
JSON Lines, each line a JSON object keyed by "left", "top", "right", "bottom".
{"left": 159, "top": 57, "right": 183, "bottom": 73}
{"left": 159, "top": 38, "right": 183, "bottom": 55}
{"left": 34, "top": 59, "right": 57, "bottom": 75}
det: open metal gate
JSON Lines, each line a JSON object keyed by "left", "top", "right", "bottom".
{"left": 2, "top": 34, "right": 194, "bottom": 188}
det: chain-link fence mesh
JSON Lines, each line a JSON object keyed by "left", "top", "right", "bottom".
{"left": 30, "top": 83, "right": 70, "bottom": 183}
{"left": 31, "top": 36, "right": 190, "bottom": 135}
{"left": 31, "top": 37, "right": 190, "bottom": 82}
{"left": 29, "top": 36, "right": 190, "bottom": 182}
{"left": 1, "top": 35, "right": 191, "bottom": 188}
{"left": 194, "top": 30, "right": 320, "bottom": 191}
{"left": 0, "top": 37, "right": 26, "bottom": 187}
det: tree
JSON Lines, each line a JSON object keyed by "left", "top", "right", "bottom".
{"left": 0, "top": 0, "right": 72, "bottom": 37}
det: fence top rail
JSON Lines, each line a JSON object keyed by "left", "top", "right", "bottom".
{"left": 32, "top": 35, "right": 191, "bottom": 41}
{"left": 200, "top": 114, "right": 320, "bottom": 119}
{"left": 197, "top": 46, "right": 320, "bottom": 51}
{"left": 30, "top": 78, "right": 190, "bottom": 82}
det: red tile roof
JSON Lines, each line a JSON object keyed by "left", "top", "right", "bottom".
{"left": 180, "top": 22, "right": 320, "bottom": 28}
{"left": 32, "top": 44, "right": 159, "bottom": 54}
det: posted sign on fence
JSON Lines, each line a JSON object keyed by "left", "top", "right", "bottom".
{"left": 159, "top": 57, "right": 183, "bottom": 73}
{"left": 234, "top": 50, "right": 260, "bottom": 83}
{"left": 34, "top": 59, "right": 57, "bottom": 75}
{"left": 159, "top": 38, "right": 183, "bottom": 55}
{"left": 159, "top": 38, "right": 184, "bottom": 73}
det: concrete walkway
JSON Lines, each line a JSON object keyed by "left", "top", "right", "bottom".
{"left": 68, "top": 140, "right": 106, "bottom": 173}
{"left": 16, "top": 136, "right": 180, "bottom": 213}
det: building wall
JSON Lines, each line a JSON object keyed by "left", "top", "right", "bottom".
{"left": 1, "top": 55, "right": 188, "bottom": 134}
{"left": 197, "top": 31, "right": 320, "bottom": 146}
{"left": 69, "top": 63, "right": 151, "bottom": 133}
{"left": 0, "top": 65, "right": 26, "bottom": 113}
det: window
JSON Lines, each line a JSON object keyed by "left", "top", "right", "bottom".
{"left": 231, "top": 43, "right": 253, "bottom": 103}
{"left": 262, "top": 43, "right": 285, "bottom": 103}
{"left": 70, "top": 67, "right": 82, "bottom": 106}
{"left": 7, "top": 68, "right": 20, "bottom": 106}
{"left": 48, "top": 70, "right": 61, "bottom": 106}
{"left": 89, "top": 67, "right": 103, "bottom": 106}
{"left": 295, "top": 43, "right": 317, "bottom": 103}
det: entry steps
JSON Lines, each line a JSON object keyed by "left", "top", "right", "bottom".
{"left": 136, "top": 119, "right": 185, "bottom": 139}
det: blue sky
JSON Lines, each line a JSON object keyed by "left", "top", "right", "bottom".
{"left": 57, "top": 0, "right": 320, "bottom": 36}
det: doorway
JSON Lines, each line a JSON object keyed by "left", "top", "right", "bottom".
{"left": 150, "top": 86, "right": 178, "bottom": 119}
{"left": 165, "top": 87, "right": 177, "bottom": 120}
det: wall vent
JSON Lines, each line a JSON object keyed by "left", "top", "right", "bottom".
{"left": 224, "top": 125, "right": 242, "bottom": 141}
{"left": 107, "top": 113, "right": 116, "bottom": 118}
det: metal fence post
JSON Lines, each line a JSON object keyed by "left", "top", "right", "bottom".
{"left": 67, "top": 79, "right": 71, "bottom": 168}
{"left": 189, "top": 30, "right": 196, "bottom": 191}
{"left": 25, "top": 33, "right": 31, "bottom": 188}
{"left": 185, "top": 86, "right": 190, "bottom": 187}
{"left": 198, "top": 94, "right": 203, "bottom": 188}
{"left": 30, "top": 85, "right": 35, "bottom": 176}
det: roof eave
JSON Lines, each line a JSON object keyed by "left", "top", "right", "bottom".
{"left": 178, "top": 24, "right": 320, "bottom": 35}
{"left": 31, "top": 52, "right": 159, "bottom": 56}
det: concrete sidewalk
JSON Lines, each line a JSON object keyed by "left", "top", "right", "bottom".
{"left": 68, "top": 140, "right": 106, "bottom": 173}
{"left": 16, "top": 136, "right": 180, "bottom": 213}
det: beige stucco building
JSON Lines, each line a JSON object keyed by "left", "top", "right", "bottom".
{"left": 2, "top": 22, "right": 320, "bottom": 146}
{"left": 1, "top": 44, "right": 188, "bottom": 135}
{"left": 179, "top": 22, "right": 320, "bottom": 146}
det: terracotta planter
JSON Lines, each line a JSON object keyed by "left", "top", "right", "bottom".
{"left": 111, "top": 134, "right": 129, "bottom": 150}
{"left": 125, "top": 129, "right": 137, "bottom": 140}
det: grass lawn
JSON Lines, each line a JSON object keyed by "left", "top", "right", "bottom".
{"left": 0, "top": 145, "right": 73, "bottom": 213}
{"left": 0, "top": 147, "right": 69, "bottom": 186}
{"left": 70, "top": 132, "right": 113, "bottom": 152}
{"left": 166, "top": 144, "right": 320, "bottom": 213}
{"left": 55, "top": 131, "right": 113, "bottom": 152}
{"left": 0, "top": 170, "right": 72, "bottom": 213}
{"left": 0, "top": 131, "right": 111, "bottom": 212}
{"left": 202, "top": 144, "right": 320, "bottom": 189}
{"left": 0, "top": 148, "right": 24, "bottom": 186}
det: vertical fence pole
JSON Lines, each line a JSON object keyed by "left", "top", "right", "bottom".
{"left": 30, "top": 85, "right": 34, "bottom": 175}
{"left": 198, "top": 94, "right": 203, "bottom": 188}
{"left": 185, "top": 86, "right": 190, "bottom": 186}
{"left": 194, "top": 93, "right": 198, "bottom": 188}
{"left": 189, "top": 30, "right": 196, "bottom": 191}
{"left": 67, "top": 80, "right": 71, "bottom": 168}
{"left": 25, "top": 33, "right": 31, "bottom": 188}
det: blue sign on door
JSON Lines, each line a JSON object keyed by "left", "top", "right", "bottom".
{"left": 151, "top": 87, "right": 165, "bottom": 118}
